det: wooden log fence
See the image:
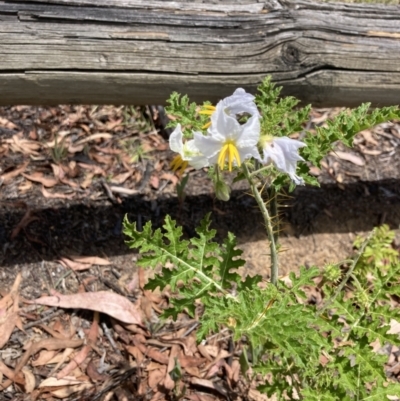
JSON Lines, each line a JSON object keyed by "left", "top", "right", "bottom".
{"left": 0, "top": 0, "right": 399, "bottom": 106}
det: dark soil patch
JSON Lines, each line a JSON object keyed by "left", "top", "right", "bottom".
{"left": 2, "top": 177, "right": 400, "bottom": 279}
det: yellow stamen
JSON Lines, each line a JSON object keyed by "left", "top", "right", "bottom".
{"left": 199, "top": 105, "right": 216, "bottom": 112}
{"left": 170, "top": 154, "right": 188, "bottom": 176}
{"left": 199, "top": 110, "right": 214, "bottom": 115}
{"left": 202, "top": 121, "right": 211, "bottom": 130}
{"left": 199, "top": 105, "right": 216, "bottom": 129}
{"left": 217, "top": 140, "right": 241, "bottom": 172}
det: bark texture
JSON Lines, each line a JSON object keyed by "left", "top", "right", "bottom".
{"left": 1, "top": 0, "right": 399, "bottom": 106}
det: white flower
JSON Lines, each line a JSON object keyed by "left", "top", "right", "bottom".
{"left": 199, "top": 88, "right": 259, "bottom": 129}
{"left": 169, "top": 124, "right": 209, "bottom": 174}
{"left": 221, "top": 88, "right": 260, "bottom": 119}
{"left": 194, "top": 100, "right": 261, "bottom": 171}
{"left": 260, "top": 136, "right": 306, "bottom": 185}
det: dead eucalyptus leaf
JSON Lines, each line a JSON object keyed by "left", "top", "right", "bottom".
{"left": 150, "top": 174, "right": 159, "bottom": 189}
{"left": 40, "top": 378, "right": 93, "bottom": 399}
{"left": 74, "top": 133, "right": 113, "bottom": 146}
{"left": 132, "top": 337, "right": 169, "bottom": 365}
{"left": 41, "top": 186, "right": 75, "bottom": 199}
{"left": 331, "top": 151, "right": 365, "bottom": 166}
{"left": 190, "top": 377, "right": 218, "bottom": 391}
{"left": 126, "top": 345, "right": 144, "bottom": 364}
{"left": 0, "top": 161, "right": 29, "bottom": 183}
{"left": 160, "top": 172, "right": 179, "bottom": 186}
{"left": 22, "top": 367, "right": 36, "bottom": 393}
{"left": 111, "top": 171, "right": 133, "bottom": 185}
{"left": 14, "top": 338, "right": 84, "bottom": 377}
{"left": 148, "top": 367, "right": 166, "bottom": 389}
{"left": 86, "top": 359, "right": 109, "bottom": 382}
{"left": 0, "top": 117, "right": 18, "bottom": 130}
{"left": 31, "top": 350, "right": 58, "bottom": 367}
{"left": 29, "top": 291, "right": 142, "bottom": 325}
{"left": 22, "top": 172, "right": 58, "bottom": 187}
{"left": 58, "top": 257, "right": 91, "bottom": 271}
{"left": 39, "top": 376, "right": 84, "bottom": 388}
{"left": 71, "top": 256, "right": 110, "bottom": 266}
{"left": 164, "top": 345, "right": 180, "bottom": 390}
{"left": 0, "top": 360, "right": 25, "bottom": 384}
{"left": 57, "top": 312, "right": 99, "bottom": 379}
{"left": 0, "top": 313, "right": 21, "bottom": 348}
{"left": 77, "top": 163, "right": 106, "bottom": 176}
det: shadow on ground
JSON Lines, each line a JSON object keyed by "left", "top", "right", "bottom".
{"left": 1, "top": 178, "right": 400, "bottom": 268}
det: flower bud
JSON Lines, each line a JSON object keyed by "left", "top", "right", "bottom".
{"left": 214, "top": 178, "right": 231, "bottom": 202}
{"left": 323, "top": 263, "right": 342, "bottom": 284}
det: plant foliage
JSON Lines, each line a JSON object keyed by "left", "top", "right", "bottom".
{"left": 124, "top": 214, "right": 261, "bottom": 320}
{"left": 124, "top": 76, "right": 400, "bottom": 400}
{"left": 165, "top": 92, "right": 211, "bottom": 137}
{"left": 253, "top": 77, "right": 400, "bottom": 190}
{"left": 125, "top": 216, "right": 400, "bottom": 400}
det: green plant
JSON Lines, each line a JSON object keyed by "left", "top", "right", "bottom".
{"left": 50, "top": 132, "right": 68, "bottom": 163}
{"left": 353, "top": 224, "right": 399, "bottom": 275}
{"left": 176, "top": 173, "right": 189, "bottom": 205}
{"left": 124, "top": 77, "right": 400, "bottom": 399}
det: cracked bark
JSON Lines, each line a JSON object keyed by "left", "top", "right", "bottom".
{"left": 0, "top": 0, "right": 399, "bottom": 106}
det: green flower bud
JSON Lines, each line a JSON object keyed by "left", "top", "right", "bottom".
{"left": 214, "top": 178, "right": 231, "bottom": 202}
{"left": 323, "top": 263, "right": 342, "bottom": 284}
{"left": 353, "top": 288, "right": 369, "bottom": 308}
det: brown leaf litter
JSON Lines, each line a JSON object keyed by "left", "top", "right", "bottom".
{"left": 0, "top": 261, "right": 286, "bottom": 401}
{"left": 0, "top": 105, "right": 172, "bottom": 204}
{"left": 1, "top": 263, "right": 400, "bottom": 401}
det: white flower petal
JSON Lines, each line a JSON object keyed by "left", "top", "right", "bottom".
{"left": 222, "top": 88, "right": 260, "bottom": 117}
{"left": 237, "top": 145, "right": 261, "bottom": 163}
{"left": 291, "top": 174, "right": 305, "bottom": 186}
{"left": 235, "top": 115, "right": 260, "bottom": 148}
{"left": 210, "top": 103, "right": 241, "bottom": 141}
{"left": 169, "top": 125, "right": 208, "bottom": 170}
{"left": 274, "top": 137, "right": 306, "bottom": 156}
{"left": 261, "top": 136, "right": 306, "bottom": 185}
{"left": 194, "top": 131, "right": 223, "bottom": 160}
{"left": 188, "top": 155, "right": 210, "bottom": 169}
{"left": 197, "top": 97, "right": 261, "bottom": 169}
{"left": 169, "top": 124, "right": 184, "bottom": 155}
{"left": 184, "top": 139, "right": 200, "bottom": 154}
{"left": 184, "top": 139, "right": 209, "bottom": 168}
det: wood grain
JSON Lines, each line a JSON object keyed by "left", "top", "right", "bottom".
{"left": 1, "top": 0, "right": 399, "bottom": 106}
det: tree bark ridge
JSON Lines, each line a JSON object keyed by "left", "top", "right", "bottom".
{"left": 0, "top": 0, "right": 399, "bottom": 106}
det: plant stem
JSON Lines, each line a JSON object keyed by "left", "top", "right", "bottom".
{"left": 242, "top": 163, "right": 279, "bottom": 285}
{"left": 268, "top": 186, "right": 279, "bottom": 245}
{"left": 249, "top": 165, "right": 273, "bottom": 177}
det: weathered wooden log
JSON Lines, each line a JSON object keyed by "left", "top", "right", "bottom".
{"left": 0, "top": 0, "right": 399, "bottom": 106}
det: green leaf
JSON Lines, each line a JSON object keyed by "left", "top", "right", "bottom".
{"left": 217, "top": 232, "right": 245, "bottom": 288}
{"left": 239, "top": 346, "right": 251, "bottom": 376}
{"left": 364, "top": 382, "right": 400, "bottom": 400}
{"left": 255, "top": 77, "right": 310, "bottom": 140}
{"left": 302, "top": 103, "right": 400, "bottom": 167}
{"left": 165, "top": 92, "right": 212, "bottom": 135}
{"left": 124, "top": 213, "right": 247, "bottom": 320}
